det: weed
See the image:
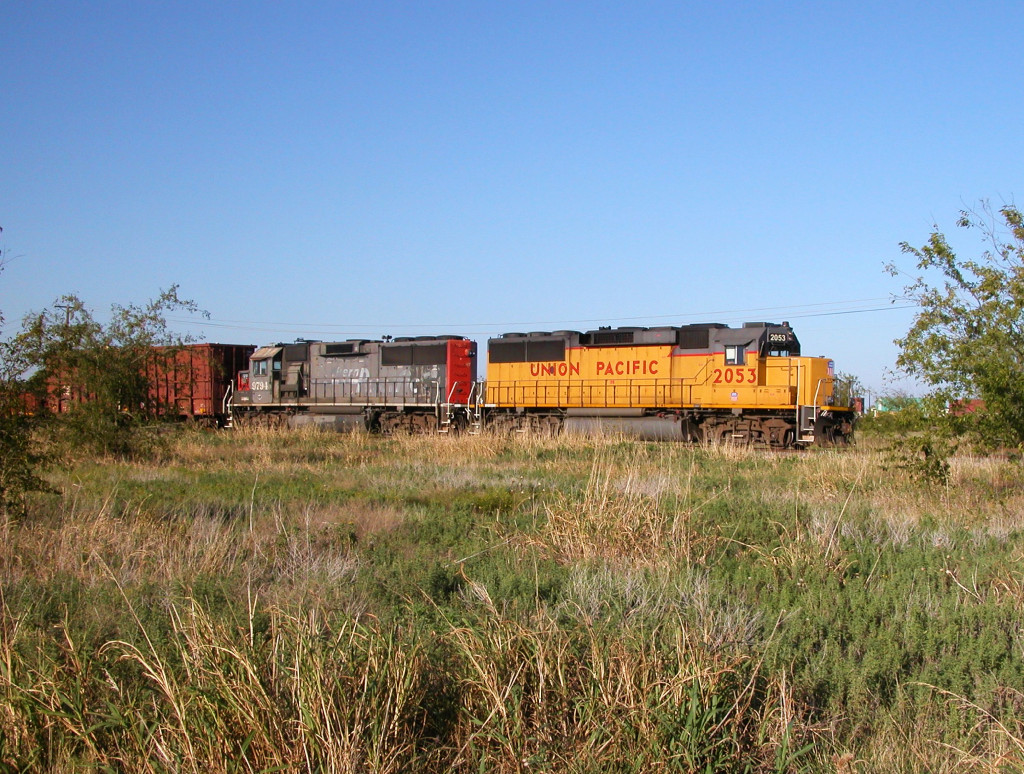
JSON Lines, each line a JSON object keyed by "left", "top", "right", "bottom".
{"left": 2, "top": 428, "right": 1023, "bottom": 770}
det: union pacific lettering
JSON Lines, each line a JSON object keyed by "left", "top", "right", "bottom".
{"left": 596, "top": 360, "right": 660, "bottom": 376}
{"left": 530, "top": 362, "right": 582, "bottom": 377}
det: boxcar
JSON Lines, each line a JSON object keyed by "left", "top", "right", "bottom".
{"left": 44, "top": 343, "right": 253, "bottom": 427}
{"left": 147, "top": 343, "right": 254, "bottom": 426}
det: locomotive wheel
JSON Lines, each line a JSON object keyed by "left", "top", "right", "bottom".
{"left": 413, "top": 414, "right": 438, "bottom": 433}
{"left": 813, "top": 416, "right": 849, "bottom": 447}
{"left": 704, "top": 416, "right": 799, "bottom": 449}
{"left": 483, "top": 414, "right": 516, "bottom": 436}
{"left": 761, "top": 418, "right": 795, "bottom": 449}
{"left": 379, "top": 412, "right": 439, "bottom": 435}
{"left": 235, "top": 412, "right": 287, "bottom": 430}
{"left": 531, "top": 415, "right": 562, "bottom": 437}
{"left": 446, "top": 414, "right": 468, "bottom": 434}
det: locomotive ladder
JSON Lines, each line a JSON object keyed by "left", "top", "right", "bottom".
{"left": 794, "top": 362, "right": 814, "bottom": 444}
{"left": 438, "top": 382, "right": 462, "bottom": 435}
{"left": 222, "top": 382, "right": 235, "bottom": 429}
{"left": 467, "top": 382, "right": 484, "bottom": 435}
{"left": 438, "top": 382, "right": 484, "bottom": 435}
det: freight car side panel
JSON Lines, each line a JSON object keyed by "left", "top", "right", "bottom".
{"left": 49, "top": 343, "right": 252, "bottom": 422}
{"left": 149, "top": 343, "right": 253, "bottom": 419}
{"left": 148, "top": 344, "right": 254, "bottom": 420}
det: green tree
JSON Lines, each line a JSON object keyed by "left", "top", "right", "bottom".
{"left": 12, "top": 286, "right": 206, "bottom": 458}
{"left": 0, "top": 234, "right": 53, "bottom": 516}
{"left": 834, "top": 370, "right": 865, "bottom": 411}
{"left": 888, "top": 201, "right": 1024, "bottom": 448}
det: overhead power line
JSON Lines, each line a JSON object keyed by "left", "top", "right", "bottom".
{"left": 167, "top": 297, "right": 916, "bottom": 337}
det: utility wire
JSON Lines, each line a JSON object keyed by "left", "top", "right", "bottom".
{"left": 167, "top": 297, "right": 916, "bottom": 336}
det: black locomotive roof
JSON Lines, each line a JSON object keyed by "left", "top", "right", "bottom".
{"left": 391, "top": 335, "right": 466, "bottom": 342}
{"left": 487, "top": 322, "right": 797, "bottom": 352}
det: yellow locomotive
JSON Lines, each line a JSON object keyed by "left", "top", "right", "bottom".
{"left": 482, "top": 322, "right": 854, "bottom": 446}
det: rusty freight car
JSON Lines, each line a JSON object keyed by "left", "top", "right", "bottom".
{"left": 46, "top": 343, "right": 253, "bottom": 427}
{"left": 147, "top": 343, "right": 254, "bottom": 426}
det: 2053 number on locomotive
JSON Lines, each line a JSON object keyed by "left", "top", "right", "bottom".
{"left": 711, "top": 367, "right": 757, "bottom": 384}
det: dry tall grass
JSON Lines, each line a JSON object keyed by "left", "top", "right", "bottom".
{"left": 1, "top": 428, "right": 1022, "bottom": 771}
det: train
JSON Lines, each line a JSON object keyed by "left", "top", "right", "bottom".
{"left": 226, "top": 320, "right": 856, "bottom": 447}
{"left": 42, "top": 343, "right": 253, "bottom": 427}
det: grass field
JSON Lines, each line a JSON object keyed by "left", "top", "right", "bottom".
{"left": 1, "top": 428, "right": 1023, "bottom": 772}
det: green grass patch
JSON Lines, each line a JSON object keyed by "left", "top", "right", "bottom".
{"left": 3, "top": 430, "right": 1023, "bottom": 771}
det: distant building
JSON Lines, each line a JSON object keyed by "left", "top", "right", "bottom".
{"left": 948, "top": 399, "right": 985, "bottom": 416}
{"left": 872, "top": 396, "right": 921, "bottom": 414}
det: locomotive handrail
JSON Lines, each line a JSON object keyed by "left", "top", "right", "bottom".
{"left": 795, "top": 362, "right": 802, "bottom": 433}
{"left": 831, "top": 376, "right": 854, "bottom": 409}
{"left": 486, "top": 375, "right": 824, "bottom": 412}
{"left": 794, "top": 376, "right": 835, "bottom": 443}
{"left": 440, "top": 381, "right": 465, "bottom": 429}
{"left": 812, "top": 377, "right": 831, "bottom": 411}
{"left": 445, "top": 381, "right": 463, "bottom": 404}
{"left": 689, "top": 358, "right": 714, "bottom": 385}
{"left": 486, "top": 378, "right": 698, "bottom": 409}
{"left": 304, "top": 377, "right": 445, "bottom": 408}
{"left": 222, "top": 380, "right": 234, "bottom": 421}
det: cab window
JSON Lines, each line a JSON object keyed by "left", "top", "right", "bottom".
{"left": 253, "top": 360, "right": 268, "bottom": 376}
{"left": 724, "top": 346, "right": 744, "bottom": 365}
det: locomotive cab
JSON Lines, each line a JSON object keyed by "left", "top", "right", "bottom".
{"left": 243, "top": 346, "right": 284, "bottom": 405}
{"left": 761, "top": 323, "right": 799, "bottom": 357}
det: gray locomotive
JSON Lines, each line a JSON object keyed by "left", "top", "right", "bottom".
{"left": 231, "top": 336, "right": 477, "bottom": 432}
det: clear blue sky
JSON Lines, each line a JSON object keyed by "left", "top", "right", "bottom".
{"left": 2, "top": 1, "right": 1021, "bottom": 393}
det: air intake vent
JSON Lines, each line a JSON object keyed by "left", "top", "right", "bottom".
{"left": 677, "top": 328, "right": 711, "bottom": 349}
{"left": 324, "top": 343, "right": 357, "bottom": 357}
{"left": 591, "top": 330, "right": 635, "bottom": 345}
